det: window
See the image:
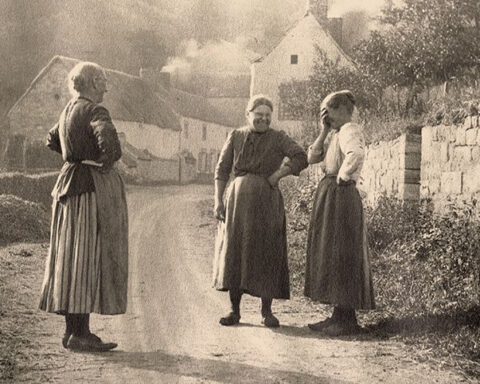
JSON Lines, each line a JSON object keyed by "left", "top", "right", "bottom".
{"left": 202, "top": 124, "right": 207, "bottom": 141}
{"left": 198, "top": 152, "right": 207, "bottom": 172}
{"left": 290, "top": 54, "right": 298, "bottom": 64}
{"left": 183, "top": 121, "right": 189, "bottom": 138}
{"left": 206, "top": 153, "right": 213, "bottom": 173}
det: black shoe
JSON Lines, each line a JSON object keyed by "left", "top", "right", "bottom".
{"left": 262, "top": 313, "right": 280, "bottom": 328}
{"left": 219, "top": 312, "right": 241, "bottom": 326}
{"left": 67, "top": 333, "right": 117, "bottom": 352}
{"left": 322, "top": 321, "right": 364, "bottom": 337}
{"left": 308, "top": 317, "right": 335, "bottom": 332}
{"left": 62, "top": 332, "right": 72, "bottom": 349}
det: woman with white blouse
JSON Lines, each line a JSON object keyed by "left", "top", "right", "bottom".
{"left": 304, "top": 90, "right": 375, "bottom": 337}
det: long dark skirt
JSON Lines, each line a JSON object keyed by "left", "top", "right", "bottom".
{"left": 39, "top": 168, "right": 128, "bottom": 315}
{"left": 213, "top": 174, "right": 290, "bottom": 299}
{"left": 304, "top": 176, "right": 375, "bottom": 309}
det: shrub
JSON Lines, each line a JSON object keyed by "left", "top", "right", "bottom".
{"left": 0, "top": 172, "right": 58, "bottom": 210}
{"left": 0, "top": 194, "right": 50, "bottom": 245}
{"left": 285, "top": 178, "right": 480, "bottom": 310}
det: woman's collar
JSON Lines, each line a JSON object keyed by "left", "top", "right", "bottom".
{"left": 77, "top": 95, "right": 95, "bottom": 103}
{"left": 247, "top": 125, "right": 272, "bottom": 134}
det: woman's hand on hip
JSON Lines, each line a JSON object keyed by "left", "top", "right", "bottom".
{"left": 267, "top": 173, "right": 280, "bottom": 189}
{"left": 214, "top": 200, "right": 226, "bottom": 222}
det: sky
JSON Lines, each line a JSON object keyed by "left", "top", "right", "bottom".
{"left": 328, "top": 0, "right": 389, "bottom": 17}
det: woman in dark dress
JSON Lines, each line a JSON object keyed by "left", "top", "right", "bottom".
{"left": 304, "top": 90, "right": 375, "bottom": 336}
{"left": 213, "top": 95, "right": 308, "bottom": 327}
{"left": 39, "top": 62, "right": 129, "bottom": 351}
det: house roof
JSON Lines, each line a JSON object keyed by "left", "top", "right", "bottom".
{"left": 167, "top": 88, "right": 245, "bottom": 127}
{"left": 173, "top": 72, "right": 251, "bottom": 99}
{"left": 254, "top": 12, "right": 356, "bottom": 69}
{"left": 8, "top": 55, "right": 181, "bottom": 131}
{"left": 218, "top": 39, "right": 262, "bottom": 63}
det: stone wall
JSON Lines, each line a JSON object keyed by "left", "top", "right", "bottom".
{"left": 8, "top": 62, "right": 69, "bottom": 141}
{"left": 309, "top": 133, "right": 421, "bottom": 205}
{"left": 421, "top": 122, "right": 480, "bottom": 205}
{"left": 360, "top": 133, "right": 421, "bottom": 204}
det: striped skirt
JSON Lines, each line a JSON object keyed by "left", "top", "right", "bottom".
{"left": 304, "top": 176, "right": 375, "bottom": 310}
{"left": 39, "top": 192, "right": 102, "bottom": 314}
{"left": 39, "top": 167, "right": 129, "bottom": 315}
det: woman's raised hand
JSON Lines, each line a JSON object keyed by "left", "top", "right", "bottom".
{"left": 320, "top": 108, "right": 332, "bottom": 133}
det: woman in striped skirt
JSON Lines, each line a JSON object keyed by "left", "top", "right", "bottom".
{"left": 304, "top": 90, "right": 375, "bottom": 336}
{"left": 39, "top": 62, "right": 129, "bottom": 351}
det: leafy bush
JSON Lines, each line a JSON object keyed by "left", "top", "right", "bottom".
{"left": 336, "top": 194, "right": 480, "bottom": 315}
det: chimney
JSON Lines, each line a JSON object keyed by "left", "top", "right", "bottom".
{"left": 328, "top": 17, "right": 343, "bottom": 47}
{"left": 306, "top": 0, "right": 328, "bottom": 23}
{"left": 139, "top": 68, "right": 171, "bottom": 91}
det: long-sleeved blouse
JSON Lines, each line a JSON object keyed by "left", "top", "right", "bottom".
{"left": 47, "top": 96, "right": 122, "bottom": 200}
{"left": 215, "top": 126, "right": 308, "bottom": 181}
{"left": 308, "top": 122, "right": 365, "bottom": 182}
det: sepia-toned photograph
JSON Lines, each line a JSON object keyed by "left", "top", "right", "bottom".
{"left": 1, "top": 0, "right": 480, "bottom": 382}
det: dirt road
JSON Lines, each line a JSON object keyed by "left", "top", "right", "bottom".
{"left": 13, "top": 185, "right": 467, "bottom": 383}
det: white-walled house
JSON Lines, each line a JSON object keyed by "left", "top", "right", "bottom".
{"left": 167, "top": 88, "right": 244, "bottom": 182}
{"left": 6, "top": 56, "right": 184, "bottom": 182}
{"left": 250, "top": 0, "right": 355, "bottom": 136}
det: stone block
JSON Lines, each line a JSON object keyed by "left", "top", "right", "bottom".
{"left": 455, "top": 126, "right": 467, "bottom": 145}
{"left": 453, "top": 146, "right": 472, "bottom": 164}
{"left": 436, "top": 126, "right": 450, "bottom": 142}
{"left": 449, "top": 127, "right": 457, "bottom": 142}
{"left": 440, "top": 142, "right": 449, "bottom": 163}
{"left": 402, "top": 169, "right": 421, "bottom": 184}
{"left": 400, "top": 152, "right": 422, "bottom": 169}
{"left": 440, "top": 171, "right": 463, "bottom": 195}
{"left": 422, "top": 126, "right": 434, "bottom": 145}
{"left": 463, "top": 168, "right": 480, "bottom": 194}
{"left": 399, "top": 182, "right": 420, "bottom": 200}
{"left": 464, "top": 116, "right": 480, "bottom": 130}
{"left": 466, "top": 128, "right": 478, "bottom": 146}
{"left": 421, "top": 141, "right": 441, "bottom": 164}
{"left": 404, "top": 141, "right": 421, "bottom": 154}
{"left": 425, "top": 176, "right": 441, "bottom": 195}
{"left": 471, "top": 146, "right": 480, "bottom": 161}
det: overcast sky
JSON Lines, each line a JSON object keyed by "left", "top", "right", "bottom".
{"left": 328, "top": 0, "right": 388, "bottom": 17}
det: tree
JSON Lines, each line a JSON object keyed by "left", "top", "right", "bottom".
{"left": 279, "top": 47, "right": 381, "bottom": 144}
{"left": 354, "top": 0, "right": 480, "bottom": 90}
